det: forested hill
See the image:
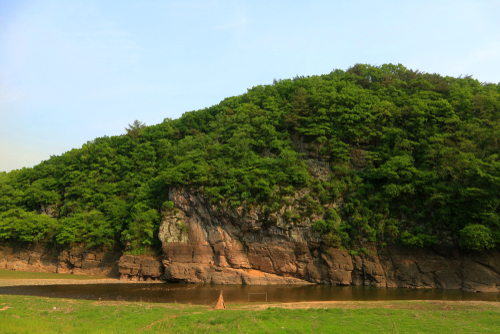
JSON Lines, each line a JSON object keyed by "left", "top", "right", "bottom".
{"left": 1, "top": 64, "right": 499, "bottom": 254}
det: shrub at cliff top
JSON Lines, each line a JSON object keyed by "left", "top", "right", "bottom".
{"left": 0, "top": 63, "right": 499, "bottom": 252}
{"left": 460, "top": 224, "right": 496, "bottom": 252}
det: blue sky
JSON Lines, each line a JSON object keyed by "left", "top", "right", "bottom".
{"left": 1, "top": 0, "right": 499, "bottom": 172}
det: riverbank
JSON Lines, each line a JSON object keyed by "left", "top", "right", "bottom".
{"left": 0, "top": 269, "right": 166, "bottom": 287}
{"left": 0, "top": 269, "right": 114, "bottom": 287}
{"left": 0, "top": 278, "right": 120, "bottom": 287}
{"left": 1, "top": 295, "right": 499, "bottom": 333}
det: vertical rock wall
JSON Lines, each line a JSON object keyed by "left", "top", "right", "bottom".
{"left": 157, "top": 188, "right": 500, "bottom": 292}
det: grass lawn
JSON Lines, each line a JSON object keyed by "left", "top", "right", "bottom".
{"left": 1, "top": 295, "right": 499, "bottom": 333}
{"left": 0, "top": 269, "right": 110, "bottom": 280}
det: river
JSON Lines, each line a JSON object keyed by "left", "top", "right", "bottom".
{"left": 1, "top": 283, "right": 499, "bottom": 304}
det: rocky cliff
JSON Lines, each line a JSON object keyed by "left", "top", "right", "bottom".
{"left": 0, "top": 243, "right": 120, "bottom": 277}
{"left": 154, "top": 188, "right": 500, "bottom": 292}
{"left": 3, "top": 187, "right": 499, "bottom": 292}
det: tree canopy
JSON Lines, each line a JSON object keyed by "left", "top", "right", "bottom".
{"left": 1, "top": 64, "right": 499, "bottom": 253}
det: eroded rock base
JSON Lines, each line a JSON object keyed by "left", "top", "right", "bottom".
{"left": 118, "top": 255, "right": 163, "bottom": 281}
{"left": 0, "top": 243, "right": 120, "bottom": 277}
{"left": 164, "top": 263, "right": 311, "bottom": 285}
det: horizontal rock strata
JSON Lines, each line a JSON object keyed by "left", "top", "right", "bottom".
{"left": 0, "top": 243, "right": 120, "bottom": 277}
{"left": 118, "top": 255, "right": 163, "bottom": 281}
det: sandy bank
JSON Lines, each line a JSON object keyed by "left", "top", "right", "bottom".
{"left": 235, "top": 300, "right": 500, "bottom": 311}
{"left": 0, "top": 278, "right": 165, "bottom": 287}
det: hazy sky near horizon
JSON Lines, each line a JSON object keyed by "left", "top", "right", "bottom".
{"left": 1, "top": 0, "right": 499, "bottom": 172}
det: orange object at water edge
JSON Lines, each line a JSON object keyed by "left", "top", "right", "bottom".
{"left": 214, "top": 290, "right": 226, "bottom": 310}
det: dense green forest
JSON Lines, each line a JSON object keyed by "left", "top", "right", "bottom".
{"left": 1, "top": 64, "right": 499, "bottom": 253}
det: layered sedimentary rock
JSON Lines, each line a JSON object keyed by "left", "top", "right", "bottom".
{"left": 155, "top": 188, "right": 500, "bottom": 292}
{"left": 0, "top": 243, "right": 120, "bottom": 276}
{"left": 118, "top": 255, "right": 163, "bottom": 281}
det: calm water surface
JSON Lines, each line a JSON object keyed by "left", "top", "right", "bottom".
{"left": 1, "top": 284, "right": 499, "bottom": 304}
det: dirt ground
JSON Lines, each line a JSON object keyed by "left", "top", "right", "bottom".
{"left": 0, "top": 278, "right": 119, "bottom": 287}
{"left": 0, "top": 278, "right": 169, "bottom": 287}
{"left": 233, "top": 300, "right": 500, "bottom": 311}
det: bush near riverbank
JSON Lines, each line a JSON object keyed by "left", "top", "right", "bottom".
{"left": 1, "top": 295, "right": 499, "bottom": 333}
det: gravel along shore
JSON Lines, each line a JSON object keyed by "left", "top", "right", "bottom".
{"left": 0, "top": 278, "right": 167, "bottom": 287}
{"left": 0, "top": 278, "right": 119, "bottom": 287}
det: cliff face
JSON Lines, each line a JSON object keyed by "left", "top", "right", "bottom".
{"left": 0, "top": 242, "right": 166, "bottom": 282}
{"left": 0, "top": 243, "right": 120, "bottom": 277}
{"left": 4, "top": 190, "right": 500, "bottom": 292}
{"left": 3, "top": 186, "right": 499, "bottom": 291}
{"left": 155, "top": 188, "right": 500, "bottom": 292}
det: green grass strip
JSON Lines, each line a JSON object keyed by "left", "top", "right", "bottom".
{"left": 1, "top": 295, "right": 500, "bottom": 333}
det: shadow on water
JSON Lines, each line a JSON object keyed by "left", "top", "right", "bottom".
{"left": 1, "top": 284, "right": 499, "bottom": 304}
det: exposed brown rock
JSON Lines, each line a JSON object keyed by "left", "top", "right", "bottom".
{"left": 2, "top": 186, "right": 500, "bottom": 291}
{"left": 152, "top": 188, "right": 500, "bottom": 291}
{"left": 117, "top": 255, "right": 163, "bottom": 281}
{"left": 0, "top": 243, "right": 119, "bottom": 277}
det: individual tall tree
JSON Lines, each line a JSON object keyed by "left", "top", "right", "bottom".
{"left": 125, "top": 120, "right": 146, "bottom": 139}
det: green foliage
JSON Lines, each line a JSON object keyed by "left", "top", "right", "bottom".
{"left": 312, "top": 219, "right": 328, "bottom": 233}
{"left": 122, "top": 203, "right": 160, "bottom": 250}
{"left": 312, "top": 209, "right": 350, "bottom": 248}
{"left": 162, "top": 201, "right": 174, "bottom": 210}
{"left": 400, "top": 230, "right": 439, "bottom": 247}
{"left": 177, "top": 222, "right": 189, "bottom": 234}
{"left": 459, "top": 224, "right": 495, "bottom": 251}
{"left": 56, "top": 210, "right": 115, "bottom": 248}
{"left": 0, "top": 209, "right": 56, "bottom": 243}
{"left": 0, "top": 63, "right": 499, "bottom": 252}
{"left": 323, "top": 233, "right": 343, "bottom": 247}
{"left": 3, "top": 295, "right": 500, "bottom": 334}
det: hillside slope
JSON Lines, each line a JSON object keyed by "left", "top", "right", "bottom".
{"left": 1, "top": 63, "right": 499, "bottom": 256}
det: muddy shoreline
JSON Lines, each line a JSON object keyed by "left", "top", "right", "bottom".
{"left": 0, "top": 278, "right": 165, "bottom": 287}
